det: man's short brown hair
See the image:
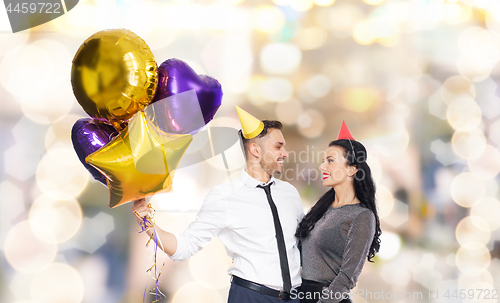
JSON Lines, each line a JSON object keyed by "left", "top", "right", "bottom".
{"left": 238, "top": 120, "right": 283, "bottom": 158}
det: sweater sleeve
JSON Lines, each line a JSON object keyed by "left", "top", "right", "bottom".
{"left": 320, "top": 210, "right": 376, "bottom": 303}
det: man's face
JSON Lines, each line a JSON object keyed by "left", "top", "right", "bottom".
{"left": 259, "top": 129, "right": 288, "bottom": 175}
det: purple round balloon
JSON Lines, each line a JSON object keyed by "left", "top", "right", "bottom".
{"left": 71, "top": 118, "right": 117, "bottom": 185}
{"left": 148, "top": 58, "right": 223, "bottom": 134}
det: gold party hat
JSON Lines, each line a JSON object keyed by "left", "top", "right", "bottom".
{"left": 235, "top": 105, "right": 264, "bottom": 139}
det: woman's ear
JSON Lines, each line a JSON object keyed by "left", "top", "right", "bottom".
{"left": 348, "top": 166, "right": 358, "bottom": 177}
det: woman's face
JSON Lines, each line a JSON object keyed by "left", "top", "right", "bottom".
{"left": 319, "top": 145, "right": 357, "bottom": 187}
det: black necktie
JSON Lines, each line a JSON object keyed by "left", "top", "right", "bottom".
{"left": 258, "top": 183, "right": 292, "bottom": 293}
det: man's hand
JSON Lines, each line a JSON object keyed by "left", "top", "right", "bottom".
{"left": 132, "top": 198, "right": 150, "bottom": 226}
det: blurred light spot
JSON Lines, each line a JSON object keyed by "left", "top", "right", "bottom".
{"left": 353, "top": 20, "right": 376, "bottom": 45}
{"left": 305, "top": 75, "right": 331, "bottom": 99}
{"left": 440, "top": 75, "right": 476, "bottom": 106}
{"left": 122, "top": 2, "right": 160, "bottom": 36}
{"left": 383, "top": 199, "right": 409, "bottom": 227}
{"left": 297, "top": 109, "right": 325, "bottom": 138}
{"left": 45, "top": 114, "right": 87, "bottom": 151}
{"left": 189, "top": 238, "right": 233, "bottom": 289}
{"left": 328, "top": 6, "right": 362, "bottom": 36}
{"left": 275, "top": 99, "right": 303, "bottom": 125}
{"left": 376, "top": 185, "right": 394, "bottom": 219}
{"left": 0, "top": 181, "right": 25, "bottom": 250}
{"left": 380, "top": 262, "right": 410, "bottom": 285}
{"left": 450, "top": 172, "right": 485, "bottom": 208}
{"left": 364, "top": 0, "right": 384, "bottom": 5}
{"left": 489, "top": 119, "right": 500, "bottom": 146}
{"left": 52, "top": 3, "right": 97, "bottom": 37}
{"left": 151, "top": 170, "right": 199, "bottom": 213}
{"left": 0, "top": 44, "right": 53, "bottom": 98}
{"left": 20, "top": 85, "right": 74, "bottom": 125}
{"left": 471, "top": 197, "right": 500, "bottom": 231}
{"left": 451, "top": 128, "right": 487, "bottom": 159}
{"left": 455, "top": 216, "right": 490, "bottom": 248}
{"left": 366, "top": 156, "right": 382, "bottom": 183}
{"left": 375, "top": 129, "right": 410, "bottom": 156}
{"left": 314, "top": 0, "right": 335, "bottom": 6}
{"left": 10, "top": 272, "right": 35, "bottom": 301}
{"left": 72, "top": 212, "right": 115, "bottom": 254}
{"left": 4, "top": 221, "right": 57, "bottom": 272}
{"left": 0, "top": 29, "right": 29, "bottom": 56}
{"left": 260, "top": 43, "right": 302, "bottom": 75}
{"left": 428, "top": 91, "right": 448, "bottom": 120}
{"left": 484, "top": 179, "right": 499, "bottom": 199}
{"left": 458, "top": 268, "right": 494, "bottom": 290}
{"left": 141, "top": 27, "right": 177, "bottom": 51}
{"left": 294, "top": 27, "right": 328, "bottom": 50}
{"left": 455, "top": 245, "right": 491, "bottom": 275}
{"left": 468, "top": 145, "right": 500, "bottom": 179}
{"left": 459, "top": 27, "right": 500, "bottom": 68}
{"left": 273, "top": 0, "right": 290, "bottom": 5}
{"left": 30, "top": 263, "right": 84, "bottom": 303}
{"left": 5, "top": 117, "right": 48, "bottom": 181}
{"left": 412, "top": 253, "right": 443, "bottom": 290}
{"left": 29, "top": 195, "right": 83, "bottom": 243}
{"left": 446, "top": 97, "right": 482, "bottom": 131}
{"left": 253, "top": 6, "right": 286, "bottom": 33}
{"left": 76, "top": 255, "right": 109, "bottom": 303}
{"left": 36, "top": 147, "right": 89, "bottom": 200}
{"left": 430, "top": 139, "right": 460, "bottom": 166}
{"left": 261, "top": 77, "right": 294, "bottom": 102}
{"left": 339, "top": 87, "right": 378, "bottom": 112}
{"left": 377, "top": 231, "right": 400, "bottom": 260}
{"left": 171, "top": 282, "right": 222, "bottom": 303}
{"left": 457, "top": 54, "right": 492, "bottom": 82}
{"left": 442, "top": 2, "right": 472, "bottom": 25}
{"left": 247, "top": 76, "right": 267, "bottom": 106}
{"left": 290, "top": 0, "right": 314, "bottom": 11}
{"left": 200, "top": 33, "right": 253, "bottom": 95}
{"left": 222, "top": 0, "right": 244, "bottom": 4}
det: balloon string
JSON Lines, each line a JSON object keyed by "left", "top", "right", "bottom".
{"left": 138, "top": 204, "right": 166, "bottom": 303}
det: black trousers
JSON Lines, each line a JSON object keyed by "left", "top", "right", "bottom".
{"left": 297, "top": 280, "right": 352, "bottom": 303}
{"left": 228, "top": 282, "right": 300, "bottom": 303}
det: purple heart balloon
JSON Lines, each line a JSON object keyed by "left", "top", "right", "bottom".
{"left": 71, "top": 118, "right": 117, "bottom": 185}
{"left": 147, "top": 58, "right": 223, "bottom": 134}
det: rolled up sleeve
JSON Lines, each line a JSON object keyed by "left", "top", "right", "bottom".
{"left": 170, "top": 188, "right": 227, "bottom": 262}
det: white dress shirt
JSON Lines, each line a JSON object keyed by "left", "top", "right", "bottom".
{"left": 171, "top": 169, "right": 304, "bottom": 290}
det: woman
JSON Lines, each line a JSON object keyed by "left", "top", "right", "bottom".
{"left": 295, "top": 122, "right": 381, "bottom": 303}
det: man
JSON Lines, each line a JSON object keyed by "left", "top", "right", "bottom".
{"left": 133, "top": 106, "right": 304, "bottom": 302}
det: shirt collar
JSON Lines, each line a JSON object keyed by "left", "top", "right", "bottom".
{"left": 240, "top": 169, "right": 275, "bottom": 188}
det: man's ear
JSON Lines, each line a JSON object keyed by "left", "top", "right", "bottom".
{"left": 248, "top": 142, "right": 261, "bottom": 158}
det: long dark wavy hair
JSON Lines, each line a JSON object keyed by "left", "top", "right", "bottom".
{"left": 295, "top": 139, "right": 381, "bottom": 262}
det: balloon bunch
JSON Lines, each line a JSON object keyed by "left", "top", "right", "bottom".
{"left": 70, "top": 29, "right": 223, "bottom": 302}
{"left": 70, "top": 29, "right": 223, "bottom": 209}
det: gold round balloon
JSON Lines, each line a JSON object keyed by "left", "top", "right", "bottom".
{"left": 71, "top": 29, "right": 158, "bottom": 130}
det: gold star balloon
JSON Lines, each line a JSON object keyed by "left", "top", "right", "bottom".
{"left": 71, "top": 29, "right": 158, "bottom": 130}
{"left": 86, "top": 111, "right": 193, "bottom": 208}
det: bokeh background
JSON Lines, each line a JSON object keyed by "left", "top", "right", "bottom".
{"left": 2, "top": 0, "right": 500, "bottom": 302}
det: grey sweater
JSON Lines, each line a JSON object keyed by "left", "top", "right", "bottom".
{"left": 300, "top": 203, "right": 376, "bottom": 303}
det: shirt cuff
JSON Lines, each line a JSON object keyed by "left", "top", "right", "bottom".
{"left": 169, "top": 233, "right": 185, "bottom": 262}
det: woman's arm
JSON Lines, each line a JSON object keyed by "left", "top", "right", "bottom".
{"left": 320, "top": 210, "right": 376, "bottom": 303}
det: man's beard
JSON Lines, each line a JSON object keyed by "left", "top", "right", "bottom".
{"left": 260, "top": 158, "right": 283, "bottom": 175}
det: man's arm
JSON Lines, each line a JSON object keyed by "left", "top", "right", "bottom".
{"left": 132, "top": 198, "right": 177, "bottom": 256}
{"left": 132, "top": 188, "right": 228, "bottom": 261}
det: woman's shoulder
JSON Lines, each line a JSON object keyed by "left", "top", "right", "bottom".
{"left": 351, "top": 204, "right": 376, "bottom": 226}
